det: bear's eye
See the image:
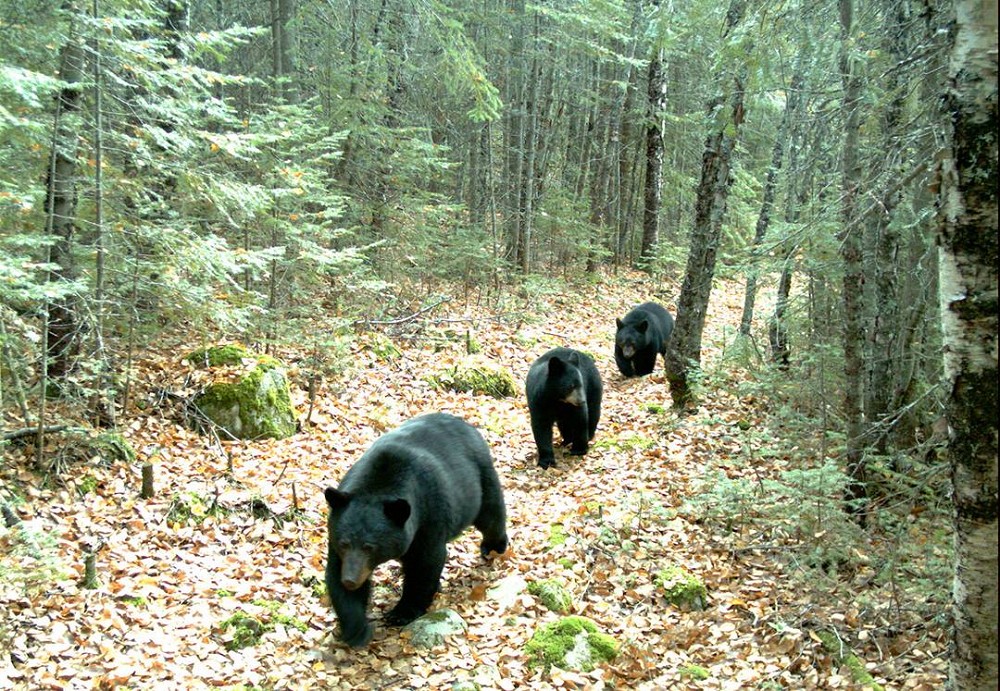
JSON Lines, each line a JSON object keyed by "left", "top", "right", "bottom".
{"left": 362, "top": 542, "right": 375, "bottom": 552}
{"left": 338, "top": 539, "right": 351, "bottom": 552}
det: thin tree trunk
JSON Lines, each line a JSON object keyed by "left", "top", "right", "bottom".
{"left": 739, "top": 67, "right": 801, "bottom": 336}
{"left": 837, "top": 0, "right": 868, "bottom": 522}
{"left": 91, "top": 0, "right": 114, "bottom": 427}
{"left": 640, "top": 43, "right": 665, "bottom": 265}
{"left": 44, "top": 13, "right": 85, "bottom": 383}
{"left": 939, "top": 2, "right": 999, "bottom": 688}
{"left": 863, "top": 0, "right": 911, "bottom": 455}
{"left": 518, "top": 11, "right": 542, "bottom": 274}
{"left": 665, "top": 0, "right": 748, "bottom": 408}
{"left": 503, "top": 0, "right": 527, "bottom": 268}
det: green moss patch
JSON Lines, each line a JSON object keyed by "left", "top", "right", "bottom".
{"left": 528, "top": 579, "right": 573, "bottom": 614}
{"left": 219, "top": 603, "right": 307, "bottom": 651}
{"left": 187, "top": 344, "right": 253, "bottom": 368}
{"left": 593, "top": 433, "right": 657, "bottom": 452}
{"left": 426, "top": 359, "right": 516, "bottom": 399}
{"left": 655, "top": 565, "right": 708, "bottom": 611}
{"left": 220, "top": 612, "right": 268, "bottom": 651}
{"left": 166, "top": 492, "right": 211, "bottom": 524}
{"left": 679, "top": 664, "right": 710, "bottom": 680}
{"left": 547, "top": 523, "right": 568, "bottom": 548}
{"left": 816, "top": 630, "right": 884, "bottom": 691}
{"left": 525, "top": 616, "right": 619, "bottom": 672}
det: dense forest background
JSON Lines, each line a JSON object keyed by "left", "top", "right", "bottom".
{"left": 1, "top": 0, "right": 996, "bottom": 688}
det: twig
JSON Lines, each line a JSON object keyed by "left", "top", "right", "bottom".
{"left": 2, "top": 425, "right": 76, "bottom": 442}
{"left": 353, "top": 297, "right": 450, "bottom": 327}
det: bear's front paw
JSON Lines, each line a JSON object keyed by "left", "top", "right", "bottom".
{"left": 385, "top": 604, "right": 425, "bottom": 627}
{"left": 480, "top": 535, "right": 508, "bottom": 559}
{"left": 537, "top": 456, "right": 556, "bottom": 469}
{"left": 339, "top": 620, "right": 374, "bottom": 648}
{"left": 568, "top": 443, "right": 588, "bottom": 456}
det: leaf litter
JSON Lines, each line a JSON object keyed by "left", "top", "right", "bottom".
{"left": 0, "top": 272, "right": 948, "bottom": 689}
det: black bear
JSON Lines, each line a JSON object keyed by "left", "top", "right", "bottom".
{"left": 614, "top": 301, "right": 674, "bottom": 377}
{"left": 525, "top": 347, "right": 603, "bottom": 469}
{"left": 324, "top": 412, "right": 508, "bottom": 647}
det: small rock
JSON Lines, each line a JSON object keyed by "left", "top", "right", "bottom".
{"left": 403, "top": 609, "right": 467, "bottom": 648}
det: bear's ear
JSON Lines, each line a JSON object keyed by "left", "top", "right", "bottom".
{"left": 383, "top": 498, "right": 411, "bottom": 526}
{"left": 616, "top": 318, "right": 624, "bottom": 330}
{"left": 637, "top": 319, "right": 649, "bottom": 334}
{"left": 325, "top": 487, "right": 350, "bottom": 509}
{"left": 548, "top": 356, "right": 566, "bottom": 375}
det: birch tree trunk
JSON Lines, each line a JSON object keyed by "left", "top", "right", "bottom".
{"left": 938, "top": 1, "right": 999, "bottom": 687}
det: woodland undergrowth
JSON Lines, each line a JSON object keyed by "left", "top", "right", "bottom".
{"left": 0, "top": 272, "right": 950, "bottom": 690}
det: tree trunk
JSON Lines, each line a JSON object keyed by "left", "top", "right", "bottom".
{"left": 664, "top": 0, "right": 747, "bottom": 408}
{"left": 863, "top": 0, "right": 912, "bottom": 456}
{"left": 739, "top": 67, "right": 801, "bottom": 336}
{"left": 939, "top": 2, "right": 999, "bottom": 688}
{"left": 503, "top": 0, "right": 527, "bottom": 268}
{"left": 837, "top": 0, "right": 868, "bottom": 522}
{"left": 640, "top": 44, "right": 665, "bottom": 265}
{"left": 44, "top": 15, "right": 86, "bottom": 382}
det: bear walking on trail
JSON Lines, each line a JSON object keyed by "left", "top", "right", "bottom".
{"left": 324, "top": 413, "right": 509, "bottom": 648}
{"left": 615, "top": 301, "right": 674, "bottom": 377}
{"left": 526, "top": 347, "right": 603, "bottom": 469}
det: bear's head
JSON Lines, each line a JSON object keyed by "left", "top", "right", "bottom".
{"left": 615, "top": 318, "right": 648, "bottom": 359}
{"left": 325, "top": 488, "right": 412, "bottom": 590}
{"left": 547, "top": 354, "right": 586, "bottom": 407}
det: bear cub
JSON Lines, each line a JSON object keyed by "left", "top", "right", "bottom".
{"left": 526, "top": 347, "right": 603, "bottom": 469}
{"left": 615, "top": 301, "right": 674, "bottom": 377}
{"left": 324, "top": 412, "right": 508, "bottom": 647}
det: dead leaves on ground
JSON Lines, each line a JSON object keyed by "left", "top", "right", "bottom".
{"left": 0, "top": 274, "right": 948, "bottom": 689}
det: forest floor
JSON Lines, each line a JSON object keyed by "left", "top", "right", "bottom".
{"left": 1, "top": 271, "right": 950, "bottom": 690}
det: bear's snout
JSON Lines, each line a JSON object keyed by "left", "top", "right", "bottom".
{"left": 341, "top": 551, "right": 372, "bottom": 591}
{"left": 341, "top": 577, "right": 364, "bottom": 591}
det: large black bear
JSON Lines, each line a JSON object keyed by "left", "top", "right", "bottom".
{"left": 614, "top": 301, "right": 674, "bottom": 377}
{"left": 525, "top": 347, "right": 603, "bottom": 469}
{"left": 324, "top": 412, "right": 508, "bottom": 647}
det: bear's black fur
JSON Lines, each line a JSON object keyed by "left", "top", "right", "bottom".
{"left": 614, "top": 301, "right": 674, "bottom": 377}
{"left": 525, "top": 347, "right": 603, "bottom": 469}
{"left": 324, "top": 412, "right": 508, "bottom": 647}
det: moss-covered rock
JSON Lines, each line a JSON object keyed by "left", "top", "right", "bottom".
{"left": 187, "top": 343, "right": 254, "bottom": 368}
{"left": 655, "top": 565, "right": 708, "bottom": 611}
{"left": 528, "top": 579, "right": 573, "bottom": 614}
{"left": 525, "top": 616, "right": 619, "bottom": 672}
{"left": 191, "top": 349, "right": 297, "bottom": 440}
{"left": 426, "top": 358, "right": 517, "bottom": 399}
